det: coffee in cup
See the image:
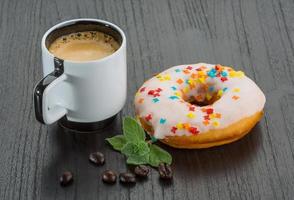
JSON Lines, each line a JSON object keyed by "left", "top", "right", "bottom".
{"left": 48, "top": 31, "right": 120, "bottom": 61}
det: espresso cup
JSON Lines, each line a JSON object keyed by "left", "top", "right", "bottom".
{"left": 34, "top": 19, "right": 127, "bottom": 132}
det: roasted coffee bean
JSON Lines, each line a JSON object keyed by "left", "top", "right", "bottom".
{"left": 119, "top": 172, "right": 136, "bottom": 184}
{"left": 59, "top": 171, "right": 73, "bottom": 187}
{"left": 89, "top": 152, "right": 105, "bottom": 166}
{"left": 102, "top": 170, "right": 117, "bottom": 184}
{"left": 158, "top": 163, "right": 173, "bottom": 180}
{"left": 134, "top": 165, "right": 150, "bottom": 177}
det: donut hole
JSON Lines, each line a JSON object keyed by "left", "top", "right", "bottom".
{"left": 185, "top": 96, "right": 216, "bottom": 107}
{"left": 182, "top": 84, "right": 222, "bottom": 107}
{"left": 185, "top": 93, "right": 220, "bottom": 107}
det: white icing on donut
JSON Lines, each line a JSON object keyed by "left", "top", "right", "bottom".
{"left": 134, "top": 63, "right": 266, "bottom": 139}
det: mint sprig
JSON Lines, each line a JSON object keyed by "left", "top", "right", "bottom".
{"left": 106, "top": 135, "right": 126, "bottom": 151}
{"left": 106, "top": 116, "right": 172, "bottom": 167}
{"left": 123, "top": 117, "right": 145, "bottom": 142}
{"left": 149, "top": 144, "right": 172, "bottom": 167}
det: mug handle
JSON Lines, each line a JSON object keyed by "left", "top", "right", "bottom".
{"left": 34, "top": 58, "right": 68, "bottom": 124}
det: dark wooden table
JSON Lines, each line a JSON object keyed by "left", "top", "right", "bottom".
{"left": 1, "top": 0, "right": 294, "bottom": 199}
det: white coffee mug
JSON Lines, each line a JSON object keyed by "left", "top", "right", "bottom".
{"left": 34, "top": 19, "right": 127, "bottom": 132}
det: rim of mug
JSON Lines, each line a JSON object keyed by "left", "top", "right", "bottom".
{"left": 41, "top": 18, "right": 126, "bottom": 64}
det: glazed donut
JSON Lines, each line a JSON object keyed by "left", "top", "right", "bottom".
{"left": 134, "top": 63, "right": 266, "bottom": 149}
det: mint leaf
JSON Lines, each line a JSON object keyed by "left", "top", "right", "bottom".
{"left": 106, "top": 135, "right": 127, "bottom": 151}
{"left": 149, "top": 144, "right": 172, "bottom": 167}
{"left": 121, "top": 141, "right": 150, "bottom": 157}
{"left": 123, "top": 117, "right": 145, "bottom": 142}
{"left": 106, "top": 116, "right": 173, "bottom": 168}
{"left": 126, "top": 154, "right": 149, "bottom": 165}
{"left": 136, "top": 141, "right": 150, "bottom": 155}
{"left": 121, "top": 142, "right": 136, "bottom": 156}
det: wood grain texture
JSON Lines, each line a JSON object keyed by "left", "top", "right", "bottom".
{"left": 0, "top": 0, "right": 293, "bottom": 199}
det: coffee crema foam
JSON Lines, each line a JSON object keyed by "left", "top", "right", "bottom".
{"left": 48, "top": 31, "right": 120, "bottom": 61}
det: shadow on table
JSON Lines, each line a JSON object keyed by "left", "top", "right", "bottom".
{"left": 164, "top": 124, "right": 263, "bottom": 178}
{"left": 40, "top": 116, "right": 123, "bottom": 199}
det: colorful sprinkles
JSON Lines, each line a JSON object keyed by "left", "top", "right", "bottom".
{"left": 169, "top": 96, "right": 179, "bottom": 100}
{"left": 135, "top": 64, "right": 246, "bottom": 138}
{"left": 186, "top": 112, "right": 196, "bottom": 119}
{"left": 160, "top": 118, "right": 167, "bottom": 124}
{"left": 145, "top": 114, "right": 152, "bottom": 121}
{"left": 152, "top": 98, "right": 160, "bottom": 103}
